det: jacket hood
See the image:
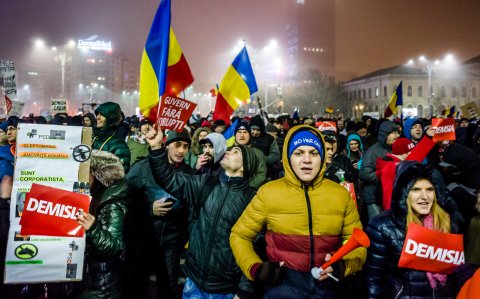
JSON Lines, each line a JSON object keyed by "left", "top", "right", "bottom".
{"left": 377, "top": 121, "right": 398, "bottom": 148}
{"left": 203, "top": 132, "right": 227, "bottom": 164}
{"left": 283, "top": 125, "right": 326, "bottom": 188}
{"left": 95, "top": 102, "right": 123, "bottom": 130}
{"left": 403, "top": 117, "right": 422, "bottom": 140}
{"left": 250, "top": 115, "right": 266, "bottom": 135}
{"left": 390, "top": 161, "right": 453, "bottom": 225}
{"left": 346, "top": 133, "right": 364, "bottom": 157}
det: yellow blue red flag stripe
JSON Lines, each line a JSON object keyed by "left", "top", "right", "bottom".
{"left": 384, "top": 81, "right": 403, "bottom": 118}
{"left": 213, "top": 47, "right": 257, "bottom": 124}
{"left": 139, "top": 0, "right": 194, "bottom": 122}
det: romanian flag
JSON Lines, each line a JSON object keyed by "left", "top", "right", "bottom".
{"left": 325, "top": 106, "right": 334, "bottom": 114}
{"left": 210, "top": 84, "right": 219, "bottom": 97}
{"left": 384, "top": 81, "right": 403, "bottom": 118}
{"left": 139, "top": 0, "right": 194, "bottom": 122}
{"left": 213, "top": 47, "right": 257, "bottom": 124}
{"left": 223, "top": 118, "right": 239, "bottom": 147}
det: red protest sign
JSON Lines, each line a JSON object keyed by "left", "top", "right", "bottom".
{"left": 431, "top": 118, "right": 456, "bottom": 142}
{"left": 316, "top": 121, "right": 337, "bottom": 134}
{"left": 20, "top": 184, "right": 91, "bottom": 237}
{"left": 157, "top": 95, "right": 197, "bottom": 132}
{"left": 398, "top": 223, "right": 464, "bottom": 274}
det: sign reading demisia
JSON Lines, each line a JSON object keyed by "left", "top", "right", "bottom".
{"left": 157, "top": 95, "right": 197, "bottom": 132}
{"left": 20, "top": 184, "right": 90, "bottom": 237}
{"left": 398, "top": 223, "right": 464, "bottom": 274}
{"left": 431, "top": 118, "right": 456, "bottom": 142}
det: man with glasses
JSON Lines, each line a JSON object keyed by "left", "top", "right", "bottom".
{"left": 359, "top": 121, "right": 400, "bottom": 222}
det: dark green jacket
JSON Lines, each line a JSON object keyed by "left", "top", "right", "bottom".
{"left": 149, "top": 148, "right": 257, "bottom": 294}
{"left": 93, "top": 102, "right": 131, "bottom": 172}
{"left": 80, "top": 180, "right": 128, "bottom": 299}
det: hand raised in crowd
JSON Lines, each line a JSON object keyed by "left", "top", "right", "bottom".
{"left": 318, "top": 253, "right": 335, "bottom": 281}
{"left": 195, "top": 154, "right": 209, "bottom": 170}
{"left": 425, "top": 126, "right": 436, "bottom": 138}
{"left": 152, "top": 199, "right": 173, "bottom": 217}
{"left": 145, "top": 125, "right": 164, "bottom": 150}
{"left": 76, "top": 210, "right": 96, "bottom": 231}
{"left": 0, "top": 175, "right": 13, "bottom": 199}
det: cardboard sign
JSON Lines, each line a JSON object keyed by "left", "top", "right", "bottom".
{"left": 157, "top": 95, "right": 197, "bottom": 132}
{"left": 51, "top": 99, "right": 67, "bottom": 114}
{"left": 8, "top": 99, "right": 24, "bottom": 118}
{"left": 460, "top": 102, "right": 480, "bottom": 119}
{"left": 431, "top": 118, "right": 456, "bottom": 142}
{"left": 20, "top": 184, "right": 90, "bottom": 237}
{"left": 398, "top": 223, "right": 464, "bottom": 274}
{"left": 316, "top": 121, "right": 337, "bottom": 134}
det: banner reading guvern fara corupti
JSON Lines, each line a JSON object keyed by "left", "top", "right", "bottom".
{"left": 4, "top": 124, "right": 92, "bottom": 284}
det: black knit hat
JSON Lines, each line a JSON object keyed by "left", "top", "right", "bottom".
{"left": 165, "top": 128, "right": 191, "bottom": 146}
{"left": 235, "top": 121, "right": 251, "bottom": 134}
{"left": 231, "top": 144, "right": 258, "bottom": 179}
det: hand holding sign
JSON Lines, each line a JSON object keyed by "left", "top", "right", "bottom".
{"left": 76, "top": 210, "right": 95, "bottom": 231}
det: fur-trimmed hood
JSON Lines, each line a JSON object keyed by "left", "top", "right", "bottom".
{"left": 90, "top": 150, "right": 125, "bottom": 187}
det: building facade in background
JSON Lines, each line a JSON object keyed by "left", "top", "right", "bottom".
{"left": 22, "top": 37, "right": 139, "bottom": 116}
{"left": 286, "top": 0, "right": 335, "bottom": 81}
{"left": 343, "top": 57, "right": 480, "bottom": 119}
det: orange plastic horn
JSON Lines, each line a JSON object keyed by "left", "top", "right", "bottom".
{"left": 322, "top": 228, "right": 370, "bottom": 270}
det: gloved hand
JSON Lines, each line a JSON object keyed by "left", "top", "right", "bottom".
{"left": 254, "top": 262, "right": 286, "bottom": 284}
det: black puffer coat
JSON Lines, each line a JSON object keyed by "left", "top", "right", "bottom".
{"left": 80, "top": 181, "right": 128, "bottom": 299}
{"left": 149, "top": 148, "right": 257, "bottom": 294}
{"left": 365, "top": 161, "right": 462, "bottom": 299}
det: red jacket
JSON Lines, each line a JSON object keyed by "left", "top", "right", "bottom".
{"left": 376, "top": 135, "right": 435, "bottom": 210}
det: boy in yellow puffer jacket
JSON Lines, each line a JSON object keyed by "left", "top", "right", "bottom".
{"left": 230, "top": 125, "right": 366, "bottom": 298}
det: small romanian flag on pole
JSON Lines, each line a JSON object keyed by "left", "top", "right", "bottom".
{"left": 325, "top": 106, "right": 334, "bottom": 114}
{"left": 139, "top": 0, "right": 194, "bottom": 123}
{"left": 213, "top": 47, "right": 258, "bottom": 124}
{"left": 209, "top": 84, "right": 219, "bottom": 97}
{"left": 384, "top": 81, "right": 403, "bottom": 118}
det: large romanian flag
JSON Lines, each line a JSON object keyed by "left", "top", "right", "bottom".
{"left": 139, "top": 0, "right": 194, "bottom": 122}
{"left": 213, "top": 47, "right": 257, "bottom": 124}
{"left": 384, "top": 81, "right": 403, "bottom": 118}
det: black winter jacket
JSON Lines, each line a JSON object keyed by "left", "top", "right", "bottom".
{"left": 149, "top": 148, "right": 257, "bottom": 294}
{"left": 81, "top": 180, "right": 128, "bottom": 299}
{"left": 365, "top": 162, "right": 463, "bottom": 299}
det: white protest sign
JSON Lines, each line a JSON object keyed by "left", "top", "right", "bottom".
{"left": 8, "top": 100, "right": 25, "bottom": 118}
{"left": 51, "top": 99, "right": 67, "bottom": 114}
{"left": 5, "top": 124, "right": 92, "bottom": 283}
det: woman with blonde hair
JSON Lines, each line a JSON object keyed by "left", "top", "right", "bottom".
{"left": 364, "top": 161, "right": 466, "bottom": 298}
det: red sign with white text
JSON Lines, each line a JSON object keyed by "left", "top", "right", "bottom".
{"left": 157, "top": 95, "right": 197, "bottom": 132}
{"left": 431, "top": 118, "right": 456, "bottom": 142}
{"left": 20, "top": 184, "right": 91, "bottom": 237}
{"left": 398, "top": 223, "right": 464, "bottom": 274}
{"left": 316, "top": 121, "right": 337, "bottom": 134}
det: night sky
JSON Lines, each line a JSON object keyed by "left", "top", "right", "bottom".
{"left": 1, "top": 0, "right": 480, "bottom": 86}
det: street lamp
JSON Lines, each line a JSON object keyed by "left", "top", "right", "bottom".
{"left": 406, "top": 54, "right": 457, "bottom": 117}
{"left": 54, "top": 52, "right": 72, "bottom": 97}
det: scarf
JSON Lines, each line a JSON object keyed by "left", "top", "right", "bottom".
{"left": 423, "top": 213, "right": 448, "bottom": 289}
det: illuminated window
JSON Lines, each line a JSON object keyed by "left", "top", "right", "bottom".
{"left": 86, "top": 58, "right": 96, "bottom": 64}
{"left": 297, "top": 0, "right": 304, "bottom": 4}
{"left": 375, "top": 87, "right": 379, "bottom": 97}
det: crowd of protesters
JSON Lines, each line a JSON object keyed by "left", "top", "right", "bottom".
{"left": 0, "top": 102, "right": 480, "bottom": 298}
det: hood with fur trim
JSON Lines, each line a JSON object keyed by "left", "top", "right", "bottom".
{"left": 90, "top": 150, "right": 125, "bottom": 187}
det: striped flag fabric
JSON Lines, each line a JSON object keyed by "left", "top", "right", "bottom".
{"left": 384, "top": 81, "right": 403, "bottom": 118}
{"left": 222, "top": 118, "right": 239, "bottom": 147}
{"left": 5, "top": 96, "right": 12, "bottom": 114}
{"left": 213, "top": 47, "right": 258, "bottom": 124}
{"left": 210, "top": 84, "right": 219, "bottom": 97}
{"left": 139, "top": 0, "right": 194, "bottom": 123}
